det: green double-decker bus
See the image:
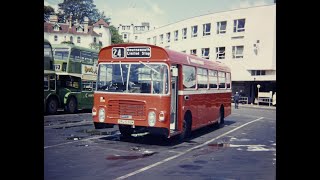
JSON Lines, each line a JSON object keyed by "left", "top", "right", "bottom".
{"left": 44, "top": 43, "right": 98, "bottom": 114}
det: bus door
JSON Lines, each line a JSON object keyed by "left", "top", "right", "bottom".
{"left": 170, "top": 65, "right": 178, "bottom": 130}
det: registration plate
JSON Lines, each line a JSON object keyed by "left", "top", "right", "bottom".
{"left": 118, "top": 119, "right": 134, "bottom": 125}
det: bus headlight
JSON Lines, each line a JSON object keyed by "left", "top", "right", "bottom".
{"left": 148, "top": 111, "right": 156, "bottom": 127}
{"left": 99, "top": 108, "right": 105, "bottom": 122}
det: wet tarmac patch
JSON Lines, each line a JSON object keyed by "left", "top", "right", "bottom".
{"left": 179, "top": 164, "right": 203, "bottom": 170}
{"left": 76, "top": 129, "right": 118, "bottom": 136}
{"left": 66, "top": 136, "right": 86, "bottom": 140}
{"left": 106, "top": 151, "right": 157, "bottom": 160}
{"left": 53, "top": 124, "right": 92, "bottom": 129}
{"left": 193, "top": 160, "right": 208, "bottom": 164}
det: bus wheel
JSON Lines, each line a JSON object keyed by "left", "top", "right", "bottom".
{"left": 179, "top": 115, "right": 191, "bottom": 141}
{"left": 219, "top": 106, "right": 225, "bottom": 124}
{"left": 66, "top": 97, "right": 77, "bottom": 114}
{"left": 47, "top": 98, "right": 58, "bottom": 115}
{"left": 119, "top": 125, "right": 134, "bottom": 138}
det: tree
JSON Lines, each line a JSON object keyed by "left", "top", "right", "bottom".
{"left": 44, "top": 5, "right": 55, "bottom": 15}
{"left": 109, "top": 25, "right": 124, "bottom": 44}
{"left": 44, "top": 5, "right": 55, "bottom": 21}
{"left": 58, "top": 0, "right": 99, "bottom": 25}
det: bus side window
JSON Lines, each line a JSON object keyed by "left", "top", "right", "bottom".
{"left": 141, "top": 83, "right": 151, "bottom": 93}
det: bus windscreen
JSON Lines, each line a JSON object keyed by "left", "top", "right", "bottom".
{"left": 97, "top": 63, "right": 169, "bottom": 94}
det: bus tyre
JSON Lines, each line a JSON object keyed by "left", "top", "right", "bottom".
{"left": 179, "top": 117, "right": 191, "bottom": 141}
{"left": 220, "top": 107, "right": 225, "bottom": 124}
{"left": 66, "top": 97, "right": 77, "bottom": 114}
{"left": 119, "top": 125, "right": 133, "bottom": 138}
{"left": 47, "top": 98, "right": 58, "bottom": 115}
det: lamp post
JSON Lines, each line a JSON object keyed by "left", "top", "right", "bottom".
{"left": 257, "top": 84, "right": 261, "bottom": 106}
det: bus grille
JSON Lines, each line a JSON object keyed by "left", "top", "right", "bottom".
{"left": 107, "top": 100, "right": 146, "bottom": 120}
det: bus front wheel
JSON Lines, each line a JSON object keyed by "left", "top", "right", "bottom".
{"left": 119, "top": 125, "right": 134, "bottom": 138}
{"left": 66, "top": 97, "right": 77, "bottom": 114}
{"left": 47, "top": 98, "right": 58, "bottom": 114}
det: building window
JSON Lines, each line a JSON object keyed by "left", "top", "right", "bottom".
{"left": 122, "top": 26, "right": 125, "bottom": 30}
{"left": 153, "top": 36, "right": 157, "bottom": 45}
{"left": 197, "top": 68, "right": 208, "bottom": 89}
{"left": 76, "top": 27, "right": 83, "bottom": 32}
{"left": 77, "top": 37, "right": 81, "bottom": 43}
{"left": 160, "top": 34, "right": 163, "bottom": 44}
{"left": 190, "top": 49, "right": 197, "bottom": 56}
{"left": 135, "top": 36, "right": 138, "bottom": 40}
{"left": 99, "top": 41, "right": 103, "bottom": 47}
{"left": 166, "top": 32, "right": 171, "bottom": 43}
{"left": 182, "top": 28, "right": 187, "bottom": 39}
{"left": 70, "top": 36, "right": 73, "bottom": 42}
{"left": 217, "top": 21, "right": 227, "bottom": 34}
{"left": 201, "top": 48, "right": 210, "bottom": 59}
{"left": 216, "top": 47, "right": 225, "bottom": 59}
{"left": 251, "top": 70, "right": 266, "bottom": 76}
{"left": 93, "top": 37, "right": 96, "bottom": 43}
{"left": 147, "top": 38, "right": 151, "bottom": 44}
{"left": 123, "top": 34, "right": 127, "bottom": 39}
{"left": 191, "top": 25, "right": 198, "bottom": 37}
{"left": 127, "top": 26, "right": 130, "bottom": 30}
{"left": 54, "top": 35, "right": 58, "bottom": 41}
{"left": 232, "top": 46, "right": 244, "bottom": 59}
{"left": 203, "top": 23, "right": 211, "bottom": 36}
{"left": 181, "top": 50, "right": 186, "bottom": 53}
{"left": 174, "top": 30, "right": 178, "bottom": 41}
{"left": 54, "top": 25, "right": 60, "bottom": 31}
{"left": 234, "top": 19, "right": 245, "bottom": 32}
{"left": 100, "top": 25, "right": 103, "bottom": 28}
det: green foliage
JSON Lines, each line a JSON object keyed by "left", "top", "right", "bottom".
{"left": 109, "top": 25, "right": 124, "bottom": 44}
{"left": 89, "top": 42, "right": 102, "bottom": 50}
{"left": 44, "top": 5, "right": 55, "bottom": 15}
{"left": 58, "top": 0, "right": 99, "bottom": 25}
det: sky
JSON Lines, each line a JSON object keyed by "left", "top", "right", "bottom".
{"left": 44, "top": 0, "right": 275, "bottom": 28}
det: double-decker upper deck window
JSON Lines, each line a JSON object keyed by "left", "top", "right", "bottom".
{"left": 197, "top": 68, "right": 208, "bottom": 89}
{"left": 174, "top": 30, "right": 178, "bottom": 41}
{"left": 54, "top": 48, "right": 69, "bottom": 61}
{"left": 216, "top": 47, "right": 225, "bottom": 59}
{"left": 203, "top": 23, "right": 211, "bottom": 36}
{"left": 232, "top": 46, "right": 244, "bottom": 59}
{"left": 217, "top": 21, "right": 227, "bottom": 34}
{"left": 208, "top": 70, "right": 218, "bottom": 89}
{"left": 166, "top": 32, "right": 171, "bottom": 43}
{"left": 234, "top": 19, "right": 245, "bottom": 32}
{"left": 202, "top": 48, "right": 210, "bottom": 59}
{"left": 226, "top": 72, "right": 231, "bottom": 89}
{"left": 218, "top": 72, "right": 226, "bottom": 89}
{"left": 183, "top": 65, "right": 196, "bottom": 89}
{"left": 182, "top": 28, "right": 187, "bottom": 39}
{"left": 191, "top": 25, "right": 198, "bottom": 37}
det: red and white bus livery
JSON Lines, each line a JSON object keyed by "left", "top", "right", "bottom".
{"left": 92, "top": 43, "right": 231, "bottom": 139}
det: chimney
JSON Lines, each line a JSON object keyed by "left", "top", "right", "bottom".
{"left": 83, "top": 17, "right": 89, "bottom": 33}
{"left": 49, "top": 15, "right": 58, "bottom": 23}
{"left": 69, "top": 13, "right": 72, "bottom": 28}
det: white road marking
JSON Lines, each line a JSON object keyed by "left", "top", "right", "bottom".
{"left": 114, "top": 117, "right": 264, "bottom": 180}
{"left": 232, "top": 113, "right": 274, "bottom": 120}
{"left": 44, "top": 135, "right": 109, "bottom": 149}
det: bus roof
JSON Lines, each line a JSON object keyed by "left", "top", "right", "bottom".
{"left": 98, "top": 43, "right": 230, "bottom": 72}
{"left": 52, "top": 44, "right": 99, "bottom": 53}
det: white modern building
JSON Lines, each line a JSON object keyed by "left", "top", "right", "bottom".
{"left": 117, "top": 22, "right": 151, "bottom": 43}
{"left": 122, "top": 4, "right": 276, "bottom": 104}
{"left": 44, "top": 15, "right": 111, "bottom": 49}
